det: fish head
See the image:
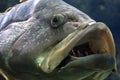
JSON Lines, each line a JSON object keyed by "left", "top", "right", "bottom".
{"left": 0, "top": 0, "right": 116, "bottom": 80}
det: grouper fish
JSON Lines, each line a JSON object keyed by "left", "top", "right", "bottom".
{"left": 0, "top": 0, "right": 116, "bottom": 80}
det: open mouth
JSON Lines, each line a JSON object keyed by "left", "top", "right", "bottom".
{"left": 70, "top": 43, "right": 94, "bottom": 57}
{"left": 41, "top": 22, "right": 115, "bottom": 73}
{"left": 57, "top": 42, "right": 94, "bottom": 68}
{"left": 57, "top": 23, "right": 115, "bottom": 70}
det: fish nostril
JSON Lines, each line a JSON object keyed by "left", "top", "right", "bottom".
{"left": 73, "top": 21, "right": 96, "bottom": 29}
{"left": 73, "top": 23, "right": 88, "bottom": 30}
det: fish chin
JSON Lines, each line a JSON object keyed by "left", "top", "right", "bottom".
{"left": 41, "top": 22, "right": 116, "bottom": 73}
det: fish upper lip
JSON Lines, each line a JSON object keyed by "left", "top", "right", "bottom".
{"left": 41, "top": 22, "right": 115, "bottom": 73}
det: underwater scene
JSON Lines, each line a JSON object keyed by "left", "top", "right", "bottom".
{"left": 0, "top": 0, "right": 120, "bottom": 80}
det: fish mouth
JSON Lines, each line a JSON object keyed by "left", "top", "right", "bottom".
{"left": 57, "top": 43, "right": 95, "bottom": 68}
{"left": 41, "top": 22, "right": 116, "bottom": 73}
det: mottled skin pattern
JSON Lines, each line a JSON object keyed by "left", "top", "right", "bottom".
{"left": 0, "top": 0, "right": 116, "bottom": 80}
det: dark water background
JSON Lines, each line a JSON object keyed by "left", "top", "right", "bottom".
{"left": 0, "top": 0, "right": 120, "bottom": 80}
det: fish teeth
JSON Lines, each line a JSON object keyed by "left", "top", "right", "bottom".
{"left": 72, "top": 50, "right": 76, "bottom": 56}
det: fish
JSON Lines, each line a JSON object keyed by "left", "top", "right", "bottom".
{"left": 0, "top": 0, "right": 117, "bottom": 80}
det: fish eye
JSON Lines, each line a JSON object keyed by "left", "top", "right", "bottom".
{"left": 51, "top": 14, "right": 65, "bottom": 28}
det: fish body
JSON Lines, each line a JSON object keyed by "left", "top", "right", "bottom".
{"left": 0, "top": 0, "right": 116, "bottom": 80}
